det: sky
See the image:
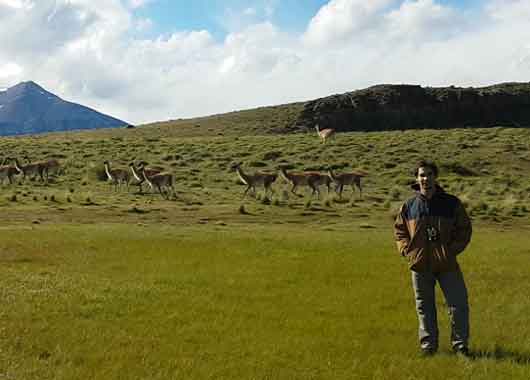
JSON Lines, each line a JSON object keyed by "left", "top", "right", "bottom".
{"left": 0, "top": 0, "right": 529, "bottom": 125}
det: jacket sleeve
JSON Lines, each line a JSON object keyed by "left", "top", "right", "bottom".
{"left": 394, "top": 204, "right": 411, "bottom": 257}
{"left": 449, "top": 200, "right": 472, "bottom": 256}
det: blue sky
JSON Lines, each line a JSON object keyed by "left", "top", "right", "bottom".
{"left": 132, "top": 0, "right": 331, "bottom": 39}
{"left": 1, "top": 0, "right": 529, "bottom": 124}
{"left": 133, "top": 0, "right": 483, "bottom": 40}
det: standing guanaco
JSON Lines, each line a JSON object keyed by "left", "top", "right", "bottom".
{"left": 231, "top": 162, "right": 277, "bottom": 197}
{"left": 278, "top": 167, "right": 330, "bottom": 198}
{"left": 129, "top": 162, "right": 161, "bottom": 193}
{"left": 327, "top": 168, "right": 367, "bottom": 199}
{"left": 103, "top": 161, "right": 131, "bottom": 192}
{"left": 315, "top": 124, "right": 336, "bottom": 144}
{"left": 138, "top": 163, "right": 174, "bottom": 199}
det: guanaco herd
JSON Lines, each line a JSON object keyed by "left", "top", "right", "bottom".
{"left": 103, "top": 160, "right": 365, "bottom": 201}
{"left": 232, "top": 162, "right": 366, "bottom": 200}
{"left": 230, "top": 126, "right": 365, "bottom": 200}
{"left": 1, "top": 125, "right": 350, "bottom": 200}
{"left": 103, "top": 161, "right": 175, "bottom": 199}
{"left": 112, "top": 124, "right": 342, "bottom": 199}
{"left": 0, "top": 156, "right": 60, "bottom": 184}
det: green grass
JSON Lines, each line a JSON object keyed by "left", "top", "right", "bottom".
{"left": 0, "top": 224, "right": 529, "bottom": 379}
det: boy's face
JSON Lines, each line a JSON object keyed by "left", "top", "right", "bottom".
{"left": 416, "top": 166, "right": 437, "bottom": 198}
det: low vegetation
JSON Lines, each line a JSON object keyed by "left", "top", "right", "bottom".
{"left": 1, "top": 126, "right": 530, "bottom": 225}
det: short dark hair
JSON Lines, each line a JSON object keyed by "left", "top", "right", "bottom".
{"left": 414, "top": 160, "right": 438, "bottom": 177}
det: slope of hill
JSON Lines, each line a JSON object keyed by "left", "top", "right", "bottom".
{"left": 133, "top": 82, "right": 530, "bottom": 138}
{"left": 0, "top": 81, "right": 128, "bottom": 136}
{"left": 1, "top": 122, "right": 530, "bottom": 228}
{"left": 140, "top": 102, "right": 306, "bottom": 138}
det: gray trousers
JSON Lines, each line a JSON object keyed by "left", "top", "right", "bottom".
{"left": 411, "top": 270, "right": 469, "bottom": 351}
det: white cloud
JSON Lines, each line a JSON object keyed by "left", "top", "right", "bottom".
{"left": 1, "top": 0, "right": 530, "bottom": 125}
{"left": 0, "top": 62, "right": 23, "bottom": 78}
{"left": 0, "top": 0, "right": 34, "bottom": 10}
{"left": 0, "top": 1, "right": 97, "bottom": 58}
{"left": 385, "top": 0, "right": 463, "bottom": 42}
{"left": 487, "top": 0, "right": 530, "bottom": 21}
{"left": 303, "top": 0, "right": 395, "bottom": 46}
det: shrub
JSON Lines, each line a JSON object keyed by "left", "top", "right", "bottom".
{"left": 390, "top": 187, "right": 401, "bottom": 201}
{"left": 263, "top": 151, "right": 282, "bottom": 161}
{"left": 440, "top": 162, "right": 477, "bottom": 177}
{"left": 261, "top": 196, "right": 271, "bottom": 205}
{"left": 248, "top": 161, "right": 268, "bottom": 168}
{"left": 472, "top": 201, "right": 489, "bottom": 213}
{"left": 89, "top": 165, "right": 108, "bottom": 182}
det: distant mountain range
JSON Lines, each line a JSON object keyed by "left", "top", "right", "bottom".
{"left": 0, "top": 81, "right": 128, "bottom": 136}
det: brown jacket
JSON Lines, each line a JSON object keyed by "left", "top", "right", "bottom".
{"left": 394, "top": 185, "right": 472, "bottom": 272}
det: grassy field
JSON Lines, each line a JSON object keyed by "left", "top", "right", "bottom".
{"left": 2, "top": 126, "right": 530, "bottom": 227}
{"left": 1, "top": 223, "right": 529, "bottom": 379}
{"left": 1, "top": 123, "right": 530, "bottom": 378}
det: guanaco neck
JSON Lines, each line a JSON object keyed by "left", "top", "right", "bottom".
{"left": 140, "top": 167, "right": 154, "bottom": 186}
{"left": 104, "top": 163, "right": 114, "bottom": 181}
{"left": 327, "top": 169, "right": 338, "bottom": 181}
{"left": 130, "top": 164, "right": 142, "bottom": 181}
{"left": 12, "top": 159, "right": 23, "bottom": 174}
{"left": 235, "top": 166, "right": 250, "bottom": 185}
{"left": 279, "top": 168, "right": 291, "bottom": 182}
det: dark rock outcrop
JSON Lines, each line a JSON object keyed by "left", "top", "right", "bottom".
{"left": 295, "top": 82, "right": 530, "bottom": 132}
{"left": 0, "top": 81, "right": 128, "bottom": 136}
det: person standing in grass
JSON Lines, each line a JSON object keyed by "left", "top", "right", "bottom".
{"left": 393, "top": 160, "right": 472, "bottom": 357}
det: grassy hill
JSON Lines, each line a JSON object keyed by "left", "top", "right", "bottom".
{"left": 1, "top": 122, "right": 530, "bottom": 226}
{"left": 137, "top": 102, "right": 306, "bottom": 138}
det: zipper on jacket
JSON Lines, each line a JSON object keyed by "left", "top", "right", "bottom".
{"left": 425, "top": 199, "right": 432, "bottom": 272}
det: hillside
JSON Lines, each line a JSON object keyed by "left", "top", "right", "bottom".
{"left": 1, "top": 125, "right": 530, "bottom": 227}
{"left": 137, "top": 82, "right": 530, "bottom": 137}
{"left": 140, "top": 102, "right": 306, "bottom": 138}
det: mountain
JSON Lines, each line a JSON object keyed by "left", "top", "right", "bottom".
{"left": 0, "top": 81, "right": 128, "bottom": 136}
